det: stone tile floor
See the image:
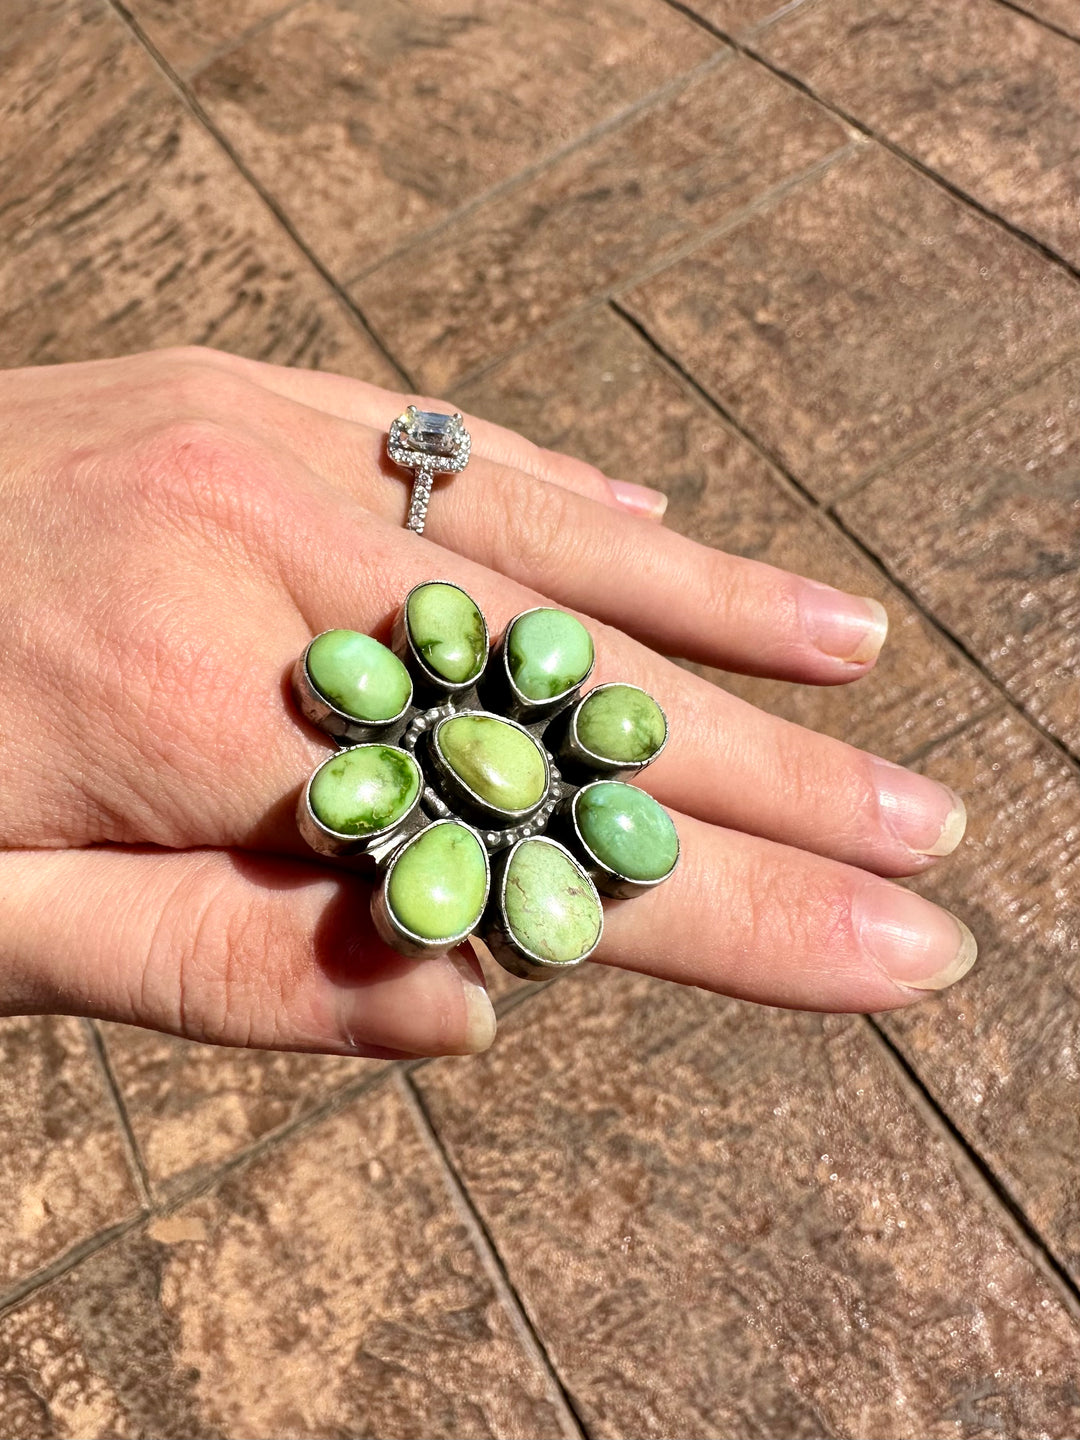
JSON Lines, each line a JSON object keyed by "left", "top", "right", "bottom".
{"left": 1, "top": 0, "right": 1078, "bottom": 1435}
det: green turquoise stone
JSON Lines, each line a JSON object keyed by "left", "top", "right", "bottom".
{"left": 406, "top": 582, "right": 486, "bottom": 685}
{"left": 437, "top": 714, "right": 547, "bottom": 813}
{"left": 576, "top": 685, "right": 666, "bottom": 765}
{"left": 307, "top": 630, "right": 412, "bottom": 722}
{"left": 388, "top": 823, "right": 488, "bottom": 941}
{"left": 507, "top": 608, "right": 594, "bottom": 701}
{"left": 309, "top": 745, "right": 420, "bottom": 837}
{"left": 503, "top": 840, "right": 602, "bottom": 964}
{"left": 576, "top": 782, "right": 678, "bottom": 881}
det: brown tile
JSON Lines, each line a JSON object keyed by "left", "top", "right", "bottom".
{"left": 0, "top": 7, "right": 398, "bottom": 377}
{"left": 457, "top": 307, "right": 994, "bottom": 759}
{"left": 0, "top": 1079, "right": 574, "bottom": 1439}
{"left": 839, "top": 355, "right": 1080, "bottom": 757}
{"left": 1015, "top": 0, "right": 1080, "bottom": 41}
{"left": 757, "top": 0, "right": 1080, "bottom": 266}
{"left": 622, "top": 145, "right": 1080, "bottom": 500}
{"left": 123, "top": 0, "right": 297, "bottom": 75}
{"left": 682, "top": 0, "right": 816, "bottom": 34}
{"left": 416, "top": 966, "right": 1080, "bottom": 1439}
{"left": 0, "top": 1017, "right": 140, "bottom": 1296}
{"left": 99, "top": 1024, "right": 380, "bottom": 1198}
{"left": 192, "top": 0, "right": 719, "bottom": 280}
{"left": 881, "top": 708, "right": 1080, "bottom": 1283}
{"left": 355, "top": 59, "right": 848, "bottom": 389}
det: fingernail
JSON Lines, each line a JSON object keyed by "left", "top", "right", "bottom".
{"left": 608, "top": 478, "right": 668, "bottom": 520}
{"left": 871, "top": 759, "right": 967, "bottom": 857}
{"left": 854, "top": 882, "right": 978, "bottom": 992}
{"left": 800, "top": 582, "right": 889, "bottom": 664}
{"left": 448, "top": 948, "right": 497, "bottom": 1053}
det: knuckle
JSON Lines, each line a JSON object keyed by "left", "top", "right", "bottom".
{"left": 493, "top": 479, "right": 591, "bottom": 580}
{"left": 134, "top": 415, "right": 286, "bottom": 540}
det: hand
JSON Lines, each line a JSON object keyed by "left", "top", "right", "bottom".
{"left": 0, "top": 347, "right": 973, "bottom": 1057}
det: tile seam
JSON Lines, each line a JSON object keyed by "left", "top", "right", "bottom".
{"left": 83, "top": 1019, "right": 153, "bottom": 1210}
{"left": 0, "top": 1216, "right": 146, "bottom": 1322}
{"left": 397, "top": 1070, "right": 590, "bottom": 1440}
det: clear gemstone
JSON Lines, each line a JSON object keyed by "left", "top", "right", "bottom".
{"left": 398, "top": 407, "right": 464, "bottom": 457}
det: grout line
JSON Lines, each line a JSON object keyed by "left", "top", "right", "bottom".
{"left": 180, "top": 0, "right": 311, "bottom": 81}
{"left": 989, "top": 0, "right": 1080, "bottom": 47}
{"left": 0, "top": 1216, "right": 146, "bottom": 1321}
{"left": 864, "top": 1016, "right": 1080, "bottom": 1322}
{"left": 897, "top": 704, "right": 1006, "bottom": 769}
{"left": 343, "top": 48, "right": 736, "bottom": 289}
{"left": 449, "top": 139, "right": 856, "bottom": 397}
{"left": 83, "top": 1020, "right": 152, "bottom": 1210}
{"left": 655, "top": 0, "right": 1080, "bottom": 295}
{"left": 103, "top": 0, "right": 414, "bottom": 389}
{"left": 610, "top": 299, "right": 1080, "bottom": 783}
{"left": 397, "top": 1071, "right": 589, "bottom": 1440}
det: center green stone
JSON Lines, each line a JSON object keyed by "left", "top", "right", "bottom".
{"left": 503, "top": 840, "right": 602, "bottom": 964}
{"left": 406, "top": 582, "right": 487, "bottom": 685}
{"left": 308, "top": 744, "right": 420, "bottom": 837}
{"left": 307, "top": 630, "right": 412, "bottom": 722}
{"left": 507, "top": 608, "right": 594, "bottom": 701}
{"left": 387, "top": 823, "right": 488, "bottom": 941}
{"left": 576, "top": 781, "right": 679, "bottom": 881}
{"left": 575, "top": 685, "right": 667, "bottom": 765}
{"left": 436, "top": 713, "right": 547, "bottom": 813}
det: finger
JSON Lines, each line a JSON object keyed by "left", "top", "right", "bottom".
{"left": 594, "top": 810, "right": 978, "bottom": 1012}
{"left": 247, "top": 388, "right": 887, "bottom": 685}
{"left": 166, "top": 347, "right": 667, "bottom": 519}
{"left": 0, "top": 847, "right": 496, "bottom": 1057}
{"left": 277, "top": 507, "right": 961, "bottom": 878}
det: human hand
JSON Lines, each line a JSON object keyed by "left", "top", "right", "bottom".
{"left": 0, "top": 347, "right": 973, "bottom": 1057}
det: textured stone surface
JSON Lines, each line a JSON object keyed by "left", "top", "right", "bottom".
{"left": 502, "top": 840, "right": 602, "bottom": 964}
{"left": 0, "top": 2, "right": 398, "bottom": 378}
{"left": 622, "top": 145, "right": 1080, "bottom": 499}
{"left": 759, "top": 0, "right": 1080, "bottom": 266}
{"left": 838, "top": 355, "right": 1080, "bottom": 758}
{"left": 308, "top": 744, "right": 420, "bottom": 836}
{"left": 1015, "top": 0, "right": 1080, "bottom": 40}
{"left": 193, "top": 0, "right": 719, "bottom": 276}
{"left": 0, "top": 1017, "right": 141, "bottom": 1295}
{"left": 879, "top": 708, "right": 1080, "bottom": 1283}
{"left": 122, "top": 0, "right": 293, "bottom": 74}
{"left": 456, "top": 306, "right": 995, "bottom": 761}
{"left": 576, "top": 781, "right": 680, "bottom": 882}
{"left": 307, "top": 630, "right": 412, "bottom": 722}
{"left": 387, "top": 822, "right": 488, "bottom": 941}
{"left": 436, "top": 714, "right": 547, "bottom": 812}
{"left": 406, "top": 581, "right": 487, "bottom": 685}
{"left": 416, "top": 967, "right": 1080, "bottom": 1440}
{"left": 100, "top": 1024, "right": 379, "bottom": 1198}
{"left": 507, "top": 608, "right": 594, "bottom": 702}
{"left": 575, "top": 684, "right": 667, "bottom": 764}
{"left": 0, "top": 1082, "right": 576, "bottom": 1439}
{"left": 354, "top": 59, "right": 847, "bottom": 388}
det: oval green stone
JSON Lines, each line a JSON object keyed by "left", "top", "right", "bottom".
{"left": 388, "top": 823, "right": 488, "bottom": 941}
{"left": 309, "top": 745, "right": 420, "bottom": 837}
{"left": 307, "top": 630, "right": 412, "bottom": 722}
{"left": 576, "top": 782, "right": 678, "bottom": 881}
{"left": 576, "top": 685, "right": 666, "bottom": 764}
{"left": 507, "top": 608, "right": 594, "bottom": 701}
{"left": 437, "top": 714, "right": 547, "bottom": 813}
{"left": 503, "top": 840, "right": 602, "bottom": 964}
{"left": 406, "top": 582, "right": 486, "bottom": 685}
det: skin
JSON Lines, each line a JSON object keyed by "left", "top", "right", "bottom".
{"left": 0, "top": 347, "right": 974, "bottom": 1059}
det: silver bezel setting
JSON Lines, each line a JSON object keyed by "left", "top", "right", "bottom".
{"left": 482, "top": 835, "right": 604, "bottom": 981}
{"left": 372, "top": 817, "right": 491, "bottom": 959}
{"left": 292, "top": 637, "right": 413, "bottom": 746}
{"left": 565, "top": 782, "right": 681, "bottom": 898}
{"left": 558, "top": 682, "right": 670, "bottom": 779}
{"left": 297, "top": 744, "right": 425, "bottom": 859}
{"left": 428, "top": 709, "right": 553, "bottom": 828}
{"left": 393, "top": 578, "right": 489, "bottom": 697}
{"left": 491, "top": 605, "right": 596, "bottom": 724}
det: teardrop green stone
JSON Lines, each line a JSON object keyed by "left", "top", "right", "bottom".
{"left": 437, "top": 714, "right": 547, "bottom": 813}
{"left": 406, "top": 582, "right": 487, "bottom": 684}
{"left": 503, "top": 840, "right": 602, "bottom": 964}
{"left": 575, "top": 685, "right": 666, "bottom": 764}
{"left": 506, "top": 608, "right": 593, "bottom": 701}
{"left": 576, "top": 782, "right": 678, "bottom": 881}
{"left": 388, "top": 823, "right": 488, "bottom": 941}
{"left": 308, "top": 745, "right": 421, "bottom": 837}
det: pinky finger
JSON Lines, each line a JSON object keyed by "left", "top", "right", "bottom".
{"left": 0, "top": 847, "right": 496, "bottom": 1057}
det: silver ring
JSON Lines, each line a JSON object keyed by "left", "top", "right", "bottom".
{"left": 387, "top": 405, "right": 472, "bottom": 536}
